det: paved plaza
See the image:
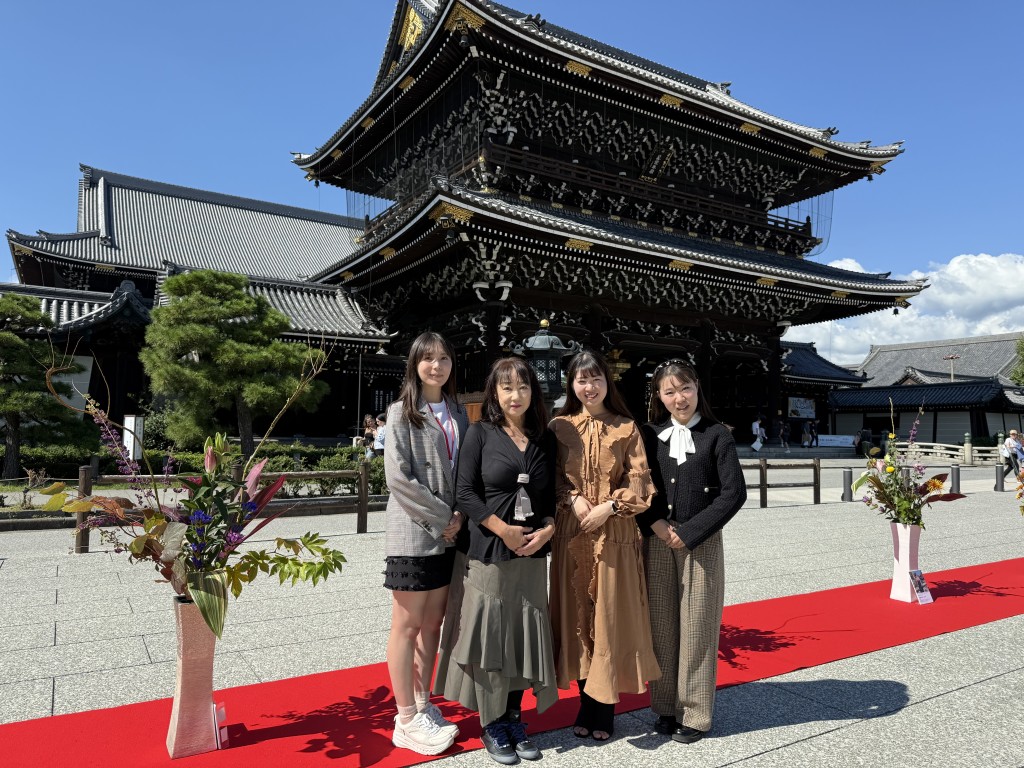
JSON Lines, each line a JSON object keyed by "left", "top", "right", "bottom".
{"left": 1, "top": 460, "right": 1022, "bottom": 767}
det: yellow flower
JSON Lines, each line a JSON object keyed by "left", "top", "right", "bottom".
{"left": 885, "top": 465, "right": 896, "bottom": 473}
{"left": 888, "top": 433, "right": 896, "bottom": 439}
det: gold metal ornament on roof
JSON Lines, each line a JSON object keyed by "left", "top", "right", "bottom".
{"left": 606, "top": 349, "right": 631, "bottom": 381}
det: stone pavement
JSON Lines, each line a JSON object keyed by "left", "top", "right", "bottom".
{"left": 1, "top": 460, "right": 1022, "bottom": 767}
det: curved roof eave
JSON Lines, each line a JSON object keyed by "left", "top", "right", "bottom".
{"left": 298, "top": 0, "right": 903, "bottom": 170}
{"left": 443, "top": 186, "right": 926, "bottom": 295}
{"left": 322, "top": 181, "right": 926, "bottom": 298}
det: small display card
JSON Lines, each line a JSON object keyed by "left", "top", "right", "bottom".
{"left": 910, "top": 569, "right": 934, "bottom": 605}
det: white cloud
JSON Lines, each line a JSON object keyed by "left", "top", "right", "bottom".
{"left": 824, "top": 257, "right": 867, "bottom": 273}
{"left": 787, "top": 253, "right": 1024, "bottom": 366}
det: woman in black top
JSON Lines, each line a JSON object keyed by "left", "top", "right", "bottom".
{"left": 638, "top": 360, "right": 746, "bottom": 745}
{"left": 434, "top": 357, "right": 558, "bottom": 765}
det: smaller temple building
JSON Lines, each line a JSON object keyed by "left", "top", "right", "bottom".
{"left": 829, "top": 332, "right": 1024, "bottom": 443}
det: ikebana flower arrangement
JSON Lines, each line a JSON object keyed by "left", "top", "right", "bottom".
{"left": 42, "top": 354, "right": 346, "bottom": 640}
{"left": 851, "top": 403, "right": 965, "bottom": 528}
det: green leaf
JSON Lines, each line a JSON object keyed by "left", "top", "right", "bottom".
{"left": 41, "top": 493, "right": 68, "bottom": 512}
{"left": 128, "top": 534, "right": 151, "bottom": 556}
{"left": 38, "top": 482, "right": 67, "bottom": 496}
{"left": 187, "top": 570, "right": 229, "bottom": 639}
{"left": 62, "top": 499, "right": 95, "bottom": 514}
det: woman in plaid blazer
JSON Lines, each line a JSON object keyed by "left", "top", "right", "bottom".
{"left": 638, "top": 360, "right": 746, "bottom": 745}
{"left": 383, "top": 332, "right": 469, "bottom": 756}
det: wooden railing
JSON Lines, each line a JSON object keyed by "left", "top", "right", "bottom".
{"left": 740, "top": 458, "right": 820, "bottom": 508}
{"left": 74, "top": 464, "right": 371, "bottom": 554}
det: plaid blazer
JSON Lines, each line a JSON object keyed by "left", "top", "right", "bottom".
{"left": 383, "top": 397, "right": 469, "bottom": 557}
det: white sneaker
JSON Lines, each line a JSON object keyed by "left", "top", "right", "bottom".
{"left": 392, "top": 712, "right": 455, "bottom": 755}
{"left": 421, "top": 701, "right": 460, "bottom": 739}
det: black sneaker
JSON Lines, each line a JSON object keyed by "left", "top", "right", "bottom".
{"left": 481, "top": 722, "right": 519, "bottom": 765}
{"left": 505, "top": 711, "right": 541, "bottom": 760}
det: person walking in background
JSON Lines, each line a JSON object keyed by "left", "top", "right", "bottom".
{"left": 750, "top": 416, "right": 766, "bottom": 451}
{"left": 548, "top": 350, "right": 661, "bottom": 742}
{"left": 639, "top": 360, "right": 747, "bottom": 745}
{"left": 373, "top": 413, "right": 387, "bottom": 457}
{"left": 436, "top": 357, "right": 558, "bottom": 765}
{"left": 809, "top": 420, "right": 819, "bottom": 447}
{"left": 1002, "top": 429, "right": 1021, "bottom": 480}
{"left": 778, "top": 420, "right": 791, "bottom": 453}
{"left": 383, "top": 332, "right": 469, "bottom": 756}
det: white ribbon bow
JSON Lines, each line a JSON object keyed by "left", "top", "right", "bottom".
{"left": 658, "top": 415, "right": 701, "bottom": 465}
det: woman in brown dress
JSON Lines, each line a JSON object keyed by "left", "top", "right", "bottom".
{"left": 548, "top": 350, "right": 661, "bottom": 741}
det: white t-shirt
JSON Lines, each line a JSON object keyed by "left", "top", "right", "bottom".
{"left": 428, "top": 400, "right": 459, "bottom": 467}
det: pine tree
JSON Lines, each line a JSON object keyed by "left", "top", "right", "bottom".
{"left": 139, "top": 270, "right": 328, "bottom": 456}
{"left": 0, "top": 294, "right": 87, "bottom": 479}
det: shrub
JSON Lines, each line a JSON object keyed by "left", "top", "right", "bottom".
{"left": 312, "top": 453, "right": 359, "bottom": 496}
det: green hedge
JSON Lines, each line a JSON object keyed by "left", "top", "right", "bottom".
{"left": 3, "top": 443, "right": 385, "bottom": 493}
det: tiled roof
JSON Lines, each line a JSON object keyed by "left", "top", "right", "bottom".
{"left": 298, "top": 0, "right": 903, "bottom": 170}
{"left": 829, "top": 379, "right": 1019, "bottom": 411}
{"left": 8, "top": 165, "right": 364, "bottom": 281}
{"left": 898, "top": 367, "right": 1005, "bottom": 386}
{"left": 781, "top": 341, "right": 865, "bottom": 384}
{"left": 0, "top": 281, "right": 150, "bottom": 334}
{"left": 856, "top": 332, "right": 1023, "bottom": 386}
{"left": 241, "top": 276, "right": 390, "bottom": 342}
{"left": 156, "top": 263, "right": 390, "bottom": 343}
{"left": 486, "top": 1, "right": 711, "bottom": 91}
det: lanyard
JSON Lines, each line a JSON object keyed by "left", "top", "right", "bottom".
{"left": 432, "top": 401, "right": 456, "bottom": 464}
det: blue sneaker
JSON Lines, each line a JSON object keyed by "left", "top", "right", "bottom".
{"left": 481, "top": 722, "right": 519, "bottom": 765}
{"left": 505, "top": 712, "right": 541, "bottom": 761}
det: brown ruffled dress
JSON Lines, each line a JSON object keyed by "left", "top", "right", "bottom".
{"left": 548, "top": 411, "right": 662, "bottom": 704}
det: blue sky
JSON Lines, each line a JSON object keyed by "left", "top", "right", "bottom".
{"left": 2, "top": 0, "right": 1021, "bottom": 363}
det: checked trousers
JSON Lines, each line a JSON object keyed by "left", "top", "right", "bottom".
{"left": 643, "top": 530, "right": 725, "bottom": 732}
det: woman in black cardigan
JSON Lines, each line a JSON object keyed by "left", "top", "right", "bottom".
{"left": 638, "top": 360, "right": 746, "bottom": 745}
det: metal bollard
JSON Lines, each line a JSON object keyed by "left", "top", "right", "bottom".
{"left": 75, "top": 465, "right": 92, "bottom": 553}
{"left": 995, "top": 464, "right": 1004, "bottom": 493}
{"left": 950, "top": 464, "right": 960, "bottom": 494}
{"left": 842, "top": 468, "right": 853, "bottom": 502}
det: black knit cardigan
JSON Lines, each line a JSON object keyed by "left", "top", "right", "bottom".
{"left": 637, "top": 418, "right": 747, "bottom": 550}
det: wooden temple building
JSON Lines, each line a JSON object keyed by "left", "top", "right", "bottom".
{"left": 290, "top": 0, "right": 925, "bottom": 426}
{"left": 4, "top": 167, "right": 391, "bottom": 436}
{"left": 4, "top": 0, "right": 928, "bottom": 437}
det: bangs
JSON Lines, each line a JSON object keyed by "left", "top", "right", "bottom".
{"left": 492, "top": 357, "right": 531, "bottom": 386}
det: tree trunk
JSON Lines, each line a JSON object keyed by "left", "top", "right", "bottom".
{"left": 236, "top": 398, "right": 255, "bottom": 459}
{"left": 2, "top": 414, "right": 21, "bottom": 480}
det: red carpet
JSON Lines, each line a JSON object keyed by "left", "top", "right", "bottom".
{"left": 5, "top": 558, "right": 1023, "bottom": 768}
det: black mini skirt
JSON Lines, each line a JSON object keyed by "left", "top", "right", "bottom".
{"left": 383, "top": 547, "right": 457, "bottom": 591}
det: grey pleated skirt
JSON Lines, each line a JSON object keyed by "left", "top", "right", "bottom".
{"left": 434, "top": 556, "right": 558, "bottom": 726}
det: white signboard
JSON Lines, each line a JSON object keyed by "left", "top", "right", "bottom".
{"left": 787, "top": 397, "right": 816, "bottom": 419}
{"left": 123, "top": 415, "right": 145, "bottom": 461}
{"left": 818, "top": 434, "right": 855, "bottom": 447}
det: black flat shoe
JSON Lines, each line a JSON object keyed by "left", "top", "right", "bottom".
{"left": 671, "top": 725, "right": 705, "bottom": 744}
{"left": 654, "top": 715, "right": 681, "bottom": 735}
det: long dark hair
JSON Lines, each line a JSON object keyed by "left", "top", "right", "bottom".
{"left": 398, "top": 332, "right": 457, "bottom": 429}
{"left": 648, "top": 359, "right": 719, "bottom": 424}
{"left": 559, "top": 349, "right": 632, "bottom": 419}
{"left": 481, "top": 357, "right": 548, "bottom": 438}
